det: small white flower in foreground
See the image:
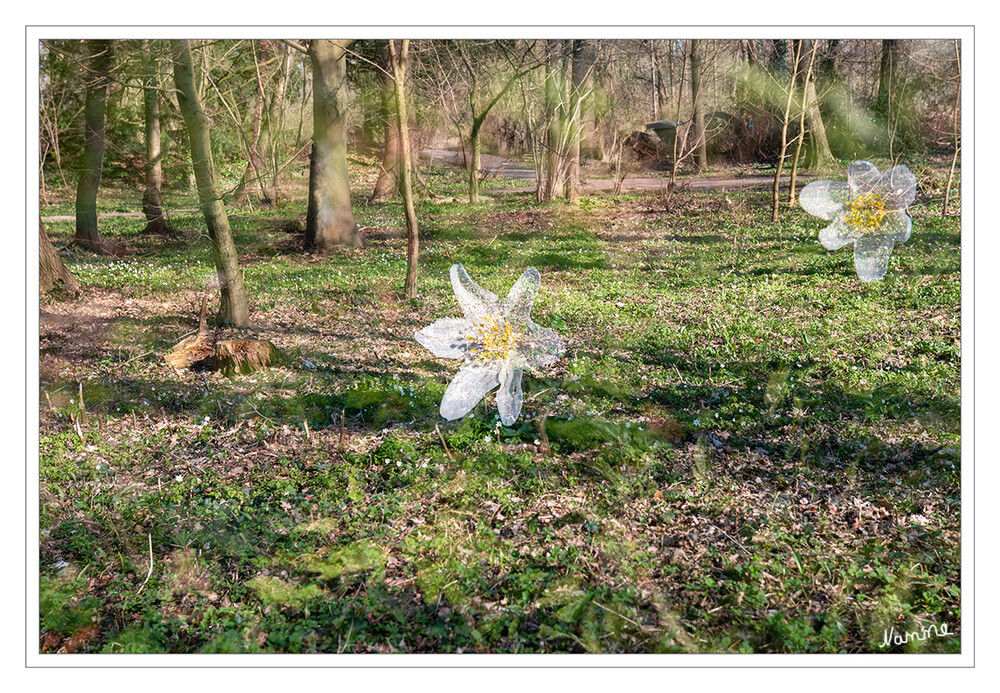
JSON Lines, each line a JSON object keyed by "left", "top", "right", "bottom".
{"left": 800, "top": 160, "right": 917, "bottom": 281}
{"left": 415, "top": 264, "right": 565, "bottom": 425}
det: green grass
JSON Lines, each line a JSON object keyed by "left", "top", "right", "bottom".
{"left": 38, "top": 163, "right": 960, "bottom": 654}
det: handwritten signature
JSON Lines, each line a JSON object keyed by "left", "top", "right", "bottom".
{"left": 880, "top": 622, "right": 952, "bottom": 649}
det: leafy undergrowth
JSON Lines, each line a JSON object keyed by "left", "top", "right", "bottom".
{"left": 38, "top": 163, "right": 960, "bottom": 654}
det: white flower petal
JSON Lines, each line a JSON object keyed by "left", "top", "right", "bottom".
{"left": 848, "top": 160, "right": 882, "bottom": 194}
{"left": 853, "top": 234, "right": 897, "bottom": 282}
{"left": 878, "top": 165, "right": 917, "bottom": 210}
{"left": 800, "top": 180, "right": 850, "bottom": 221}
{"left": 818, "top": 217, "right": 856, "bottom": 250}
{"left": 439, "top": 361, "right": 501, "bottom": 421}
{"left": 521, "top": 322, "right": 565, "bottom": 368}
{"left": 496, "top": 361, "right": 524, "bottom": 426}
{"left": 502, "top": 267, "right": 540, "bottom": 326}
{"left": 880, "top": 211, "right": 912, "bottom": 243}
{"left": 451, "top": 264, "right": 500, "bottom": 322}
{"left": 414, "top": 318, "right": 473, "bottom": 359}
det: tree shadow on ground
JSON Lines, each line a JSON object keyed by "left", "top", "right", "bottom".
{"left": 635, "top": 344, "right": 958, "bottom": 475}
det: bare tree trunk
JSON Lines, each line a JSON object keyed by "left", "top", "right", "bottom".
{"left": 263, "top": 42, "right": 293, "bottom": 205}
{"left": 772, "top": 41, "right": 802, "bottom": 222}
{"left": 306, "top": 39, "right": 361, "bottom": 249}
{"left": 800, "top": 40, "right": 835, "bottom": 169}
{"left": 943, "top": 39, "right": 961, "bottom": 217}
{"left": 389, "top": 40, "right": 420, "bottom": 299}
{"left": 650, "top": 39, "right": 659, "bottom": 121}
{"left": 568, "top": 39, "right": 593, "bottom": 203}
{"left": 231, "top": 63, "right": 267, "bottom": 206}
{"left": 667, "top": 46, "right": 689, "bottom": 199}
{"left": 142, "top": 46, "right": 170, "bottom": 235}
{"left": 876, "top": 39, "right": 897, "bottom": 117}
{"left": 876, "top": 38, "right": 916, "bottom": 153}
{"left": 172, "top": 39, "right": 251, "bottom": 327}
{"left": 40, "top": 221, "right": 81, "bottom": 296}
{"left": 788, "top": 41, "right": 817, "bottom": 205}
{"left": 468, "top": 119, "right": 483, "bottom": 204}
{"left": 371, "top": 40, "right": 401, "bottom": 203}
{"left": 544, "top": 40, "right": 567, "bottom": 201}
{"left": 455, "top": 40, "right": 538, "bottom": 204}
{"left": 74, "top": 39, "right": 114, "bottom": 251}
{"left": 689, "top": 39, "right": 707, "bottom": 171}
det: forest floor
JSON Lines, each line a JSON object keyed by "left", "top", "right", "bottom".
{"left": 37, "top": 155, "right": 961, "bottom": 655}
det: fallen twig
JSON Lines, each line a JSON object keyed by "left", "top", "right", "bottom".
{"left": 137, "top": 533, "right": 154, "bottom": 595}
{"left": 707, "top": 521, "right": 750, "bottom": 556}
{"left": 338, "top": 409, "right": 346, "bottom": 454}
{"left": 435, "top": 424, "right": 454, "bottom": 460}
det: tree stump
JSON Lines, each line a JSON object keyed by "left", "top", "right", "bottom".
{"left": 214, "top": 339, "right": 282, "bottom": 376}
{"left": 164, "top": 299, "right": 282, "bottom": 376}
{"left": 165, "top": 298, "right": 216, "bottom": 370}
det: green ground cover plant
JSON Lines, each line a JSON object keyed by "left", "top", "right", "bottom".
{"left": 38, "top": 161, "right": 960, "bottom": 654}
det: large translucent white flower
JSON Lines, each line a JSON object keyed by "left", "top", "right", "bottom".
{"left": 800, "top": 161, "right": 917, "bottom": 282}
{"left": 415, "top": 264, "right": 564, "bottom": 426}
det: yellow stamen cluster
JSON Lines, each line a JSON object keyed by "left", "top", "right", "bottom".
{"left": 845, "top": 192, "right": 887, "bottom": 233}
{"left": 467, "top": 314, "right": 522, "bottom": 361}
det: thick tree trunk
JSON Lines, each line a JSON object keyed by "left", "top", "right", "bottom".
{"left": 876, "top": 39, "right": 898, "bottom": 117}
{"left": 172, "top": 39, "right": 250, "bottom": 327}
{"left": 876, "top": 39, "right": 916, "bottom": 151}
{"left": 803, "top": 74, "right": 835, "bottom": 168}
{"left": 689, "top": 39, "right": 707, "bottom": 171}
{"left": 141, "top": 47, "right": 170, "bottom": 235}
{"left": 371, "top": 41, "right": 401, "bottom": 203}
{"left": 306, "top": 40, "right": 361, "bottom": 250}
{"left": 389, "top": 40, "right": 420, "bottom": 299}
{"left": 40, "top": 221, "right": 81, "bottom": 296}
{"left": 74, "top": 39, "right": 114, "bottom": 250}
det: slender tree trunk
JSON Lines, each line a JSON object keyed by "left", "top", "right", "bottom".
{"left": 371, "top": 41, "right": 401, "bottom": 203}
{"left": 772, "top": 41, "right": 802, "bottom": 222}
{"left": 263, "top": 42, "right": 293, "bottom": 205}
{"left": 468, "top": 118, "right": 483, "bottom": 204}
{"left": 544, "top": 40, "right": 566, "bottom": 201}
{"left": 40, "top": 221, "right": 81, "bottom": 296}
{"left": 559, "top": 47, "right": 573, "bottom": 198}
{"left": 457, "top": 41, "right": 537, "bottom": 204}
{"left": 74, "top": 39, "right": 114, "bottom": 250}
{"left": 306, "top": 39, "right": 361, "bottom": 249}
{"left": 650, "top": 39, "right": 659, "bottom": 121}
{"left": 296, "top": 60, "right": 310, "bottom": 147}
{"left": 142, "top": 47, "right": 170, "bottom": 235}
{"left": 689, "top": 39, "right": 707, "bottom": 171}
{"left": 231, "top": 69, "right": 267, "bottom": 206}
{"left": 568, "top": 39, "right": 592, "bottom": 203}
{"left": 389, "top": 40, "right": 420, "bottom": 299}
{"left": 232, "top": 41, "right": 272, "bottom": 206}
{"left": 794, "top": 40, "right": 835, "bottom": 169}
{"left": 456, "top": 41, "right": 484, "bottom": 204}
{"left": 789, "top": 42, "right": 818, "bottom": 205}
{"left": 172, "top": 39, "right": 250, "bottom": 327}
{"left": 943, "top": 40, "right": 961, "bottom": 217}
